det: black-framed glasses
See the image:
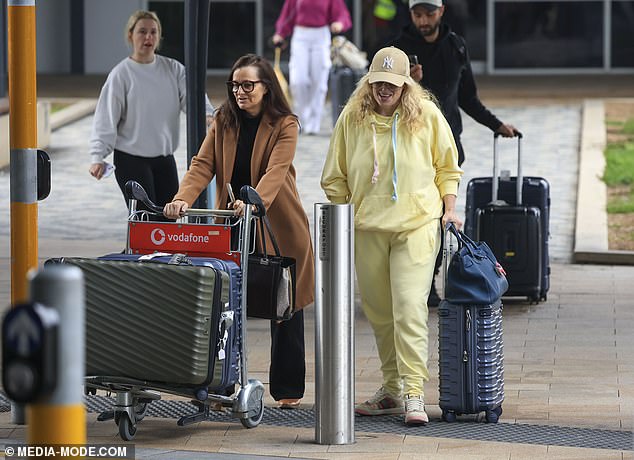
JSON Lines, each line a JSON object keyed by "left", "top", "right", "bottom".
{"left": 226, "top": 80, "right": 263, "bottom": 93}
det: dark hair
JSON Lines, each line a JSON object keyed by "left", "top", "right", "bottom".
{"left": 217, "top": 54, "right": 295, "bottom": 130}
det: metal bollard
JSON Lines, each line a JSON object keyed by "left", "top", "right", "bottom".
{"left": 314, "top": 203, "right": 355, "bottom": 445}
{"left": 28, "top": 264, "right": 86, "bottom": 445}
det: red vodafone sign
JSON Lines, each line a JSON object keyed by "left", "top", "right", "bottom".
{"left": 128, "top": 221, "right": 240, "bottom": 263}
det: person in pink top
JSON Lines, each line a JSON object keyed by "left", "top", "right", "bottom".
{"left": 272, "top": 0, "right": 352, "bottom": 135}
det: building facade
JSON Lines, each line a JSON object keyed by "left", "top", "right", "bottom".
{"left": 0, "top": 0, "right": 632, "bottom": 99}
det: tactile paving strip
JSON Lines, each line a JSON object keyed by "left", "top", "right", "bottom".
{"left": 2, "top": 394, "right": 631, "bottom": 451}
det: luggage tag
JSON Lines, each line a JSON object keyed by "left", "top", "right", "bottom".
{"left": 217, "top": 330, "right": 228, "bottom": 361}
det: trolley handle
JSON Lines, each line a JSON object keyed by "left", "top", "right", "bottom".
{"left": 124, "top": 180, "right": 238, "bottom": 219}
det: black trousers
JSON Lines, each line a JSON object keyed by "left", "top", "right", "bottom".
{"left": 113, "top": 149, "right": 179, "bottom": 221}
{"left": 269, "top": 309, "right": 305, "bottom": 400}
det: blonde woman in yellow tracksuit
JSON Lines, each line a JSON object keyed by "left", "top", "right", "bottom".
{"left": 321, "top": 47, "right": 463, "bottom": 426}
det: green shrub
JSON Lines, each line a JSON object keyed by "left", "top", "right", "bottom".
{"left": 603, "top": 145, "right": 634, "bottom": 186}
{"left": 607, "top": 194, "right": 634, "bottom": 213}
{"left": 51, "top": 102, "right": 71, "bottom": 114}
{"left": 604, "top": 117, "right": 634, "bottom": 214}
{"left": 623, "top": 118, "right": 634, "bottom": 135}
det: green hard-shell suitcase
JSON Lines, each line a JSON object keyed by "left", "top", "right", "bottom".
{"left": 60, "top": 255, "right": 241, "bottom": 391}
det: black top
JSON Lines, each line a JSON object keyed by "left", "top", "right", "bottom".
{"left": 388, "top": 23, "right": 502, "bottom": 164}
{"left": 231, "top": 111, "right": 262, "bottom": 199}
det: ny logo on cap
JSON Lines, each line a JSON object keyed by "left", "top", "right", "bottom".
{"left": 382, "top": 56, "right": 394, "bottom": 70}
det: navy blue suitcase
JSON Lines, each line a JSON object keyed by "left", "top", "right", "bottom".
{"left": 58, "top": 253, "right": 242, "bottom": 394}
{"left": 464, "top": 134, "right": 550, "bottom": 301}
{"left": 438, "top": 299, "right": 504, "bottom": 423}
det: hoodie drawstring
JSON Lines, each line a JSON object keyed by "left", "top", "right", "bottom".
{"left": 371, "top": 123, "right": 380, "bottom": 184}
{"left": 370, "top": 113, "right": 400, "bottom": 201}
{"left": 391, "top": 113, "right": 399, "bottom": 201}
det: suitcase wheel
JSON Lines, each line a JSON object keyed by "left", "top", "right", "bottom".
{"left": 441, "top": 410, "right": 456, "bottom": 423}
{"left": 485, "top": 406, "right": 503, "bottom": 424}
{"left": 117, "top": 413, "right": 137, "bottom": 441}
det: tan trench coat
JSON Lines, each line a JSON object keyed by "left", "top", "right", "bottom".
{"left": 173, "top": 113, "right": 315, "bottom": 309}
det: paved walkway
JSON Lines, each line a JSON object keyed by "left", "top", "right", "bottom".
{"left": 0, "top": 103, "right": 579, "bottom": 261}
{"left": 1, "top": 90, "right": 634, "bottom": 459}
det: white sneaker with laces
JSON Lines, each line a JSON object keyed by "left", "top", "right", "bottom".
{"left": 404, "top": 394, "right": 429, "bottom": 426}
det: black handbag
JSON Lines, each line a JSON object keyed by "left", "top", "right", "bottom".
{"left": 445, "top": 223, "right": 509, "bottom": 305}
{"left": 247, "top": 215, "right": 297, "bottom": 321}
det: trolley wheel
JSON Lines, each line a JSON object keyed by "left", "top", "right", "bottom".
{"left": 441, "top": 410, "right": 456, "bottom": 423}
{"left": 240, "top": 394, "right": 264, "bottom": 428}
{"left": 117, "top": 413, "right": 137, "bottom": 441}
{"left": 485, "top": 410, "right": 499, "bottom": 424}
{"left": 134, "top": 402, "right": 149, "bottom": 422}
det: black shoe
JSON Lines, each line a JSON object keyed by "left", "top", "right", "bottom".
{"left": 427, "top": 285, "right": 441, "bottom": 307}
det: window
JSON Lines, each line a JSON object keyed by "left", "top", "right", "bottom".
{"left": 149, "top": 1, "right": 257, "bottom": 70}
{"left": 611, "top": 1, "right": 634, "bottom": 67}
{"left": 493, "top": 1, "right": 603, "bottom": 69}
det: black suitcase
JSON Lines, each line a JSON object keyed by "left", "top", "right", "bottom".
{"left": 476, "top": 206, "right": 543, "bottom": 301}
{"left": 329, "top": 65, "right": 364, "bottom": 126}
{"left": 438, "top": 299, "right": 504, "bottom": 423}
{"left": 59, "top": 253, "right": 242, "bottom": 394}
{"left": 464, "top": 133, "right": 550, "bottom": 302}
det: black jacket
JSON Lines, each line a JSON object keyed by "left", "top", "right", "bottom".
{"left": 388, "top": 23, "right": 502, "bottom": 163}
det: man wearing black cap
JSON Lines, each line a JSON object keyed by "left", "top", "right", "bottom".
{"left": 388, "top": 0, "right": 517, "bottom": 305}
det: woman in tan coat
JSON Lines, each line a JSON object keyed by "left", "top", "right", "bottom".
{"left": 164, "top": 54, "right": 314, "bottom": 408}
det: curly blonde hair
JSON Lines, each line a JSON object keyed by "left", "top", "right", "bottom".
{"left": 344, "top": 74, "right": 438, "bottom": 132}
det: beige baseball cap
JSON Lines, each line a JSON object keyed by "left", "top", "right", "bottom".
{"left": 368, "top": 47, "right": 410, "bottom": 88}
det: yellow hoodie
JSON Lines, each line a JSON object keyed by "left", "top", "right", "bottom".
{"left": 321, "top": 99, "right": 463, "bottom": 232}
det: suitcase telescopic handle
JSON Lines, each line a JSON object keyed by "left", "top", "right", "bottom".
{"left": 492, "top": 130, "right": 523, "bottom": 205}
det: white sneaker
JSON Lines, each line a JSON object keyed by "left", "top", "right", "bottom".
{"left": 404, "top": 394, "right": 428, "bottom": 426}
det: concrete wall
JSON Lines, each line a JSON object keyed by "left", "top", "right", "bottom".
{"left": 34, "top": 0, "right": 144, "bottom": 74}
{"left": 0, "top": 102, "right": 51, "bottom": 170}
{"left": 84, "top": 0, "right": 144, "bottom": 74}
{"left": 0, "top": 114, "right": 8, "bottom": 169}
{"left": 36, "top": 0, "right": 71, "bottom": 73}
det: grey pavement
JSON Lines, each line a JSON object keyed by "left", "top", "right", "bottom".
{"left": 0, "top": 103, "right": 579, "bottom": 263}
{"left": 2, "top": 87, "right": 634, "bottom": 459}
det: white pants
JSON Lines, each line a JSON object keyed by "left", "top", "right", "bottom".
{"left": 289, "top": 26, "right": 332, "bottom": 134}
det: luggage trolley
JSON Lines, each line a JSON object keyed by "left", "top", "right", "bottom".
{"left": 72, "top": 181, "right": 264, "bottom": 440}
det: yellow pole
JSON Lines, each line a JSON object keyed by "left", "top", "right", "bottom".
{"left": 8, "top": 0, "right": 38, "bottom": 305}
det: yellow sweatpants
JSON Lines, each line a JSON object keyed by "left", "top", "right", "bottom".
{"left": 355, "top": 219, "right": 440, "bottom": 398}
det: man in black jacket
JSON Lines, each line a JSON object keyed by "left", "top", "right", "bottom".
{"left": 388, "top": 0, "right": 517, "bottom": 166}
{"left": 388, "top": 0, "right": 517, "bottom": 305}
